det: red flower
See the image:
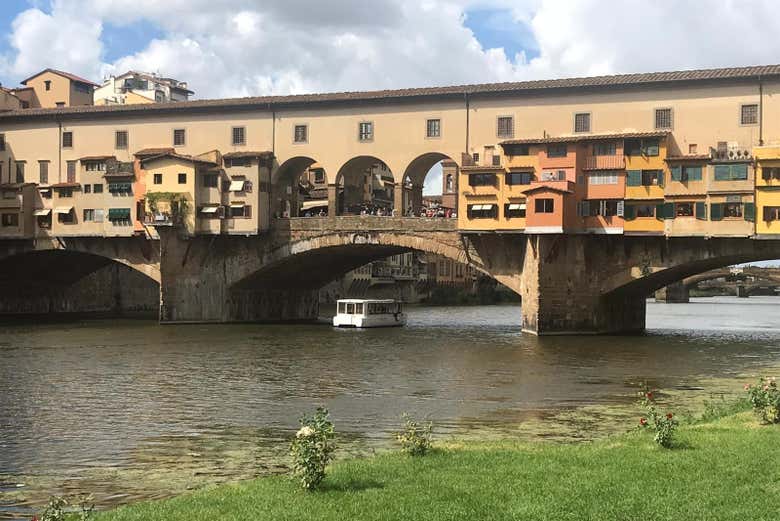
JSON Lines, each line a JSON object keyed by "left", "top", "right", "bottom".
{"left": 639, "top": 418, "right": 648, "bottom": 426}
{"left": 645, "top": 392, "right": 653, "bottom": 400}
{"left": 666, "top": 413, "right": 673, "bottom": 419}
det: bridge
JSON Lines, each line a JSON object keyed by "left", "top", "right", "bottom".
{"left": 3, "top": 216, "right": 780, "bottom": 334}
{"left": 656, "top": 267, "right": 780, "bottom": 302}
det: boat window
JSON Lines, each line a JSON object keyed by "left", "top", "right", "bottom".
{"left": 346, "top": 303, "right": 355, "bottom": 314}
{"left": 338, "top": 302, "right": 346, "bottom": 314}
{"left": 355, "top": 303, "right": 364, "bottom": 314}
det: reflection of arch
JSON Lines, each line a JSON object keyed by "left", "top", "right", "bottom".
{"left": 274, "top": 156, "right": 329, "bottom": 218}
{"left": 401, "top": 152, "right": 456, "bottom": 215}
{"left": 335, "top": 156, "right": 393, "bottom": 215}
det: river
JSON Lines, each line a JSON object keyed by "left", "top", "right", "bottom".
{"left": 1, "top": 297, "right": 780, "bottom": 519}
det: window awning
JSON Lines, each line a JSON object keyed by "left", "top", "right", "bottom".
{"left": 108, "top": 208, "right": 131, "bottom": 219}
{"left": 200, "top": 206, "right": 220, "bottom": 214}
{"left": 301, "top": 200, "right": 328, "bottom": 210}
{"left": 230, "top": 202, "right": 246, "bottom": 208}
{"left": 54, "top": 206, "right": 73, "bottom": 214}
{"left": 229, "top": 180, "right": 246, "bottom": 192}
{"left": 508, "top": 203, "right": 526, "bottom": 211}
{"left": 34, "top": 208, "right": 51, "bottom": 216}
{"left": 471, "top": 204, "right": 495, "bottom": 211}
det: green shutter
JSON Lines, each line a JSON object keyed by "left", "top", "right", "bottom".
{"left": 108, "top": 208, "right": 131, "bottom": 220}
{"left": 624, "top": 204, "right": 636, "bottom": 221}
{"left": 695, "top": 201, "right": 707, "bottom": 220}
{"left": 655, "top": 203, "right": 665, "bottom": 221}
{"left": 657, "top": 170, "right": 665, "bottom": 188}
{"left": 627, "top": 170, "right": 641, "bottom": 186}
{"left": 710, "top": 203, "right": 723, "bottom": 221}
{"left": 714, "top": 165, "right": 730, "bottom": 181}
{"left": 745, "top": 202, "right": 755, "bottom": 222}
{"left": 732, "top": 164, "right": 748, "bottom": 180}
{"left": 688, "top": 166, "right": 703, "bottom": 181}
{"left": 663, "top": 202, "right": 675, "bottom": 219}
{"left": 670, "top": 165, "right": 682, "bottom": 181}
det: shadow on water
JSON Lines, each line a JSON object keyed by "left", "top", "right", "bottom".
{"left": 1, "top": 297, "right": 780, "bottom": 518}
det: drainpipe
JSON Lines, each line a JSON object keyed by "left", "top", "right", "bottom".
{"left": 269, "top": 104, "right": 275, "bottom": 228}
{"left": 464, "top": 92, "right": 470, "bottom": 160}
{"left": 758, "top": 75, "right": 764, "bottom": 146}
{"left": 57, "top": 118, "right": 63, "bottom": 183}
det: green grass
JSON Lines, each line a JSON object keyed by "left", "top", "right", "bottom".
{"left": 96, "top": 412, "right": 778, "bottom": 521}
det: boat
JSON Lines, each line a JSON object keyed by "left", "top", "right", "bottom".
{"left": 332, "top": 299, "right": 407, "bottom": 328}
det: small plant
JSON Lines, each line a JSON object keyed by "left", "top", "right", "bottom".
{"left": 638, "top": 389, "right": 678, "bottom": 448}
{"left": 290, "top": 407, "right": 336, "bottom": 491}
{"left": 395, "top": 414, "right": 433, "bottom": 456}
{"left": 37, "top": 494, "right": 94, "bottom": 521}
{"left": 745, "top": 377, "right": 780, "bottom": 424}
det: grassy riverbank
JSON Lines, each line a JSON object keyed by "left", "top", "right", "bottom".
{"left": 96, "top": 410, "right": 778, "bottom": 521}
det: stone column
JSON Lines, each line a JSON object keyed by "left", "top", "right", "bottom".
{"left": 520, "top": 234, "right": 646, "bottom": 335}
{"left": 394, "top": 183, "right": 404, "bottom": 215}
{"left": 412, "top": 183, "right": 424, "bottom": 214}
{"left": 654, "top": 282, "right": 690, "bottom": 303}
{"left": 327, "top": 184, "right": 338, "bottom": 217}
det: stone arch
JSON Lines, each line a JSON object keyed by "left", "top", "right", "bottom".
{"left": 334, "top": 155, "right": 394, "bottom": 215}
{"left": 400, "top": 152, "right": 458, "bottom": 216}
{"left": 273, "top": 156, "right": 330, "bottom": 218}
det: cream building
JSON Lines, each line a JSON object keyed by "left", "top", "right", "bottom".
{"left": 12, "top": 68, "right": 97, "bottom": 108}
{"left": 94, "top": 71, "right": 194, "bottom": 106}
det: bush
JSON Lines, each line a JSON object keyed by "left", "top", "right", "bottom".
{"left": 745, "top": 377, "right": 780, "bottom": 424}
{"left": 290, "top": 407, "right": 336, "bottom": 491}
{"left": 395, "top": 414, "right": 433, "bottom": 456}
{"left": 36, "top": 494, "right": 94, "bottom": 521}
{"left": 638, "top": 390, "right": 678, "bottom": 448}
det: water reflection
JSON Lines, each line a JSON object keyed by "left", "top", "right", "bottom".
{"left": 1, "top": 297, "right": 780, "bottom": 518}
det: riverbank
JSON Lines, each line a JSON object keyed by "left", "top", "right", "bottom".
{"left": 96, "top": 410, "right": 777, "bottom": 521}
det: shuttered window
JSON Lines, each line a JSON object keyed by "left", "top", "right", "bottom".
{"left": 710, "top": 203, "right": 724, "bottom": 221}
{"left": 714, "top": 163, "right": 748, "bottom": 181}
{"left": 745, "top": 202, "right": 755, "bottom": 222}
{"left": 66, "top": 161, "right": 76, "bottom": 183}
{"left": 695, "top": 201, "right": 707, "bottom": 220}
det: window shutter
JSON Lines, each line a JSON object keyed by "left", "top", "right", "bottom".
{"left": 663, "top": 202, "right": 675, "bottom": 219}
{"left": 657, "top": 170, "right": 665, "bottom": 187}
{"left": 626, "top": 170, "right": 641, "bottom": 186}
{"left": 714, "top": 165, "right": 730, "bottom": 181}
{"left": 599, "top": 200, "right": 606, "bottom": 216}
{"left": 710, "top": 203, "right": 723, "bottom": 221}
{"left": 744, "top": 202, "right": 755, "bottom": 222}
{"left": 616, "top": 200, "right": 625, "bottom": 217}
{"left": 764, "top": 206, "right": 772, "bottom": 221}
{"left": 688, "top": 166, "right": 702, "bottom": 181}
{"left": 762, "top": 167, "right": 772, "bottom": 181}
{"left": 695, "top": 201, "right": 707, "bottom": 220}
{"left": 670, "top": 165, "right": 682, "bottom": 181}
{"left": 623, "top": 203, "right": 635, "bottom": 220}
{"left": 655, "top": 203, "right": 665, "bottom": 221}
{"left": 732, "top": 164, "right": 748, "bottom": 180}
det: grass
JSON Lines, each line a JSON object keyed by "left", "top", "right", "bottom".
{"left": 94, "top": 407, "right": 780, "bottom": 521}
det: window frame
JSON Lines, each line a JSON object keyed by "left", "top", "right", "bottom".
{"left": 358, "top": 121, "right": 374, "bottom": 142}
{"left": 177, "top": 173, "right": 187, "bottom": 184}
{"left": 654, "top": 107, "right": 673, "bottom": 130}
{"left": 293, "top": 124, "right": 308, "bottom": 144}
{"left": 38, "top": 161, "right": 49, "bottom": 184}
{"left": 231, "top": 126, "right": 246, "bottom": 146}
{"left": 675, "top": 202, "right": 695, "bottom": 217}
{"left": 505, "top": 172, "right": 533, "bottom": 186}
{"left": 426, "top": 118, "right": 441, "bottom": 139}
{"left": 173, "top": 128, "right": 186, "bottom": 147}
{"left": 740, "top": 103, "right": 759, "bottom": 126}
{"left": 153, "top": 173, "right": 163, "bottom": 185}
{"left": 62, "top": 131, "right": 73, "bottom": 149}
{"left": 534, "top": 198, "right": 555, "bottom": 214}
{"left": 573, "top": 112, "right": 591, "bottom": 133}
{"left": 546, "top": 144, "right": 567, "bottom": 158}
{"left": 496, "top": 116, "right": 514, "bottom": 139}
{"left": 0, "top": 134, "right": 5, "bottom": 152}
{"left": 115, "top": 130, "right": 128, "bottom": 150}
{"left": 467, "top": 172, "right": 497, "bottom": 187}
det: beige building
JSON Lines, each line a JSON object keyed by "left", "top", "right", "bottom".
{"left": 0, "top": 87, "right": 22, "bottom": 111}
{"left": 13, "top": 69, "right": 97, "bottom": 108}
{"left": 94, "top": 71, "right": 194, "bottom": 106}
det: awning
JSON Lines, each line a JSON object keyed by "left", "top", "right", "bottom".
{"left": 470, "top": 204, "right": 495, "bottom": 211}
{"left": 228, "top": 180, "right": 246, "bottom": 192}
{"left": 230, "top": 202, "right": 245, "bottom": 209}
{"left": 301, "top": 200, "right": 328, "bottom": 210}
{"left": 33, "top": 208, "right": 51, "bottom": 216}
{"left": 108, "top": 208, "right": 131, "bottom": 220}
{"left": 200, "top": 206, "right": 220, "bottom": 214}
{"left": 54, "top": 206, "right": 73, "bottom": 214}
{"left": 508, "top": 203, "right": 526, "bottom": 211}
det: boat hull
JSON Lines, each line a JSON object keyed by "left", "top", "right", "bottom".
{"left": 333, "top": 313, "right": 407, "bottom": 328}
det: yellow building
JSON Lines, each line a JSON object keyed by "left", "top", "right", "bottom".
{"left": 623, "top": 134, "right": 668, "bottom": 235}
{"left": 13, "top": 68, "right": 97, "bottom": 108}
{"left": 754, "top": 145, "right": 780, "bottom": 237}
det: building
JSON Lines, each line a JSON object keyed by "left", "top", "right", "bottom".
{"left": 0, "top": 86, "right": 22, "bottom": 111}
{"left": 94, "top": 71, "right": 194, "bottom": 106}
{"left": 754, "top": 145, "right": 780, "bottom": 237}
{"left": 12, "top": 68, "right": 97, "bottom": 108}
{"left": 440, "top": 159, "right": 459, "bottom": 210}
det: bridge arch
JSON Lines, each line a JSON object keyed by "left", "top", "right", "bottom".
{"left": 401, "top": 152, "right": 458, "bottom": 216}
{"left": 334, "top": 155, "right": 395, "bottom": 215}
{"left": 273, "top": 156, "right": 330, "bottom": 218}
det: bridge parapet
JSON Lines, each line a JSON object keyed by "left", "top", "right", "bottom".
{"left": 274, "top": 216, "right": 458, "bottom": 233}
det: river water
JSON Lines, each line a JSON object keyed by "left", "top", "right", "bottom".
{"left": 2, "top": 297, "right": 780, "bottom": 519}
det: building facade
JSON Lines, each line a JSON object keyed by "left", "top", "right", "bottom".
{"left": 13, "top": 69, "right": 97, "bottom": 108}
{"left": 94, "top": 71, "right": 194, "bottom": 106}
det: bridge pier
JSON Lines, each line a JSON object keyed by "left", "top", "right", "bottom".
{"left": 654, "top": 282, "right": 690, "bottom": 303}
{"left": 736, "top": 284, "right": 749, "bottom": 298}
{"left": 520, "top": 235, "right": 646, "bottom": 335}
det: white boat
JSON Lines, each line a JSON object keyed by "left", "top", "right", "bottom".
{"left": 332, "top": 299, "right": 407, "bottom": 328}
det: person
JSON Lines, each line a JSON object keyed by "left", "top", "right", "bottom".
{"left": 318, "top": 209, "right": 326, "bottom": 217}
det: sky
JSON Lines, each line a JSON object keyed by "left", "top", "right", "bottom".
{"left": 1, "top": 0, "right": 780, "bottom": 197}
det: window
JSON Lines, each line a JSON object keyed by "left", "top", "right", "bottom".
{"left": 546, "top": 144, "right": 567, "bottom": 158}
{"left": 763, "top": 207, "right": 780, "bottom": 221}
{"left": 578, "top": 200, "right": 621, "bottom": 217}
{"left": 593, "top": 142, "right": 616, "bottom": 156}
{"left": 0, "top": 134, "right": 4, "bottom": 151}
{"left": 496, "top": 116, "right": 514, "bottom": 138}
{"left": 154, "top": 173, "right": 163, "bottom": 184}
{"left": 358, "top": 122, "right": 373, "bottom": 141}
{"left": 231, "top": 126, "right": 246, "bottom": 146}
{"left": 626, "top": 170, "right": 663, "bottom": 187}
{"left": 85, "top": 161, "right": 106, "bottom": 172}
{"left": 56, "top": 102, "right": 65, "bottom": 108}
{"left": 83, "top": 209, "right": 95, "bottom": 222}
{"left": 541, "top": 170, "right": 566, "bottom": 181}
{"left": 115, "top": 130, "right": 128, "bottom": 149}
{"left": 67, "top": 161, "right": 76, "bottom": 183}
{"left": 636, "top": 204, "right": 656, "bottom": 218}
{"left": 83, "top": 184, "right": 91, "bottom": 194}
{"left": 762, "top": 167, "right": 780, "bottom": 181}
{"left": 467, "top": 204, "right": 497, "bottom": 219}
{"left": 670, "top": 165, "right": 703, "bottom": 182}
{"left": 44, "top": 80, "right": 51, "bottom": 91}
{"left": 716, "top": 164, "right": 749, "bottom": 181}
{"left": 39, "top": 161, "right": 48, "bottom": 184}
{"left": 226, "top": 157, "right": 251, "bottom": 168}
{"left": 492, "top": 154, "right": 502, "bottom": 166}
{"left": 230, "top": 205, "right": 250, "bottom": 218}
{"left": 535, "top": 198, "right": 554, "bottom": 213}
{"left": 504, "top": 203, "right": 526, "bottom": 218}
{"left": 655, "top": 108, "right": 673, "bottom": 129}
{"left": 472, "top": 152, "right": 480, "bottom": 165}
{"left": 468, "top": 173, "right": 496, "bottom": 187}
{"left": 741, "top": 104, "right": 758, "bottom": 125}
{"left": 58, "top": 209, "right": 74, "bottom": 223}
{"left": 1, "top": 213, "right": 19, "bottom": 227}
{"left": 15, "top": 162, "right": 24, "bottom": 183}
{"left": 294, "top": 124, "right": 308, "bottom": 143}
{"left": 723, "top": 203, "right": 743, "bottom": 218}
{"left": 426, "top": 119, "right": 441, "bottom": 138}
{"left": 313, "top": 170, "right": 325, "bottom": 183}
{"left": 178, "top": 173, "right": 187, "bottom": 184}
{"left": 203, "top": 174, "right": 218, "bottom": 188}
{"left": 173, "top": 129, "right": 186, "bottom": 147}
{"left": 93, "top": 184, "right": 103, "bottom": 193}
{"left": 62, "top": 131, "right": 73, "bottom": 148}
{"left": 675, "top": 202, "right": 694, "bottom": 217}
{"left": 625, "top": 138, "right": 660, "bottom": 156}
{"left": 689, "top": 144, "right": 698, "bottom": 154}
{"left": 505, "top": 172, "right": 533, "bottom": 185}
{"left": 588, "top": 173, "right": 618, "bottom": 185}
{"left": 503, "top": 144, "right": 530, "bottom": 156}
{"left": 57, "top": 187, "right": 73, "bottom": 198}
{"left": 574, "top": 112, "right": 591, "bottom": 133}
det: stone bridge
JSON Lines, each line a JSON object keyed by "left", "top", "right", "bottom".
{"left": 3, "top": 219, "right": 780, "bottom": 334}
{"left": 656, "top": 266, "right": 780, "bottom": 302}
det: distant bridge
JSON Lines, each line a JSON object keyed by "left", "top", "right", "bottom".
{"left": 656, "top": 267, "right": 780, "bottom": 302}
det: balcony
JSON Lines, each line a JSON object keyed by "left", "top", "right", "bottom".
{"left": 583, "top": 155, "right": 625, "bottom": 171}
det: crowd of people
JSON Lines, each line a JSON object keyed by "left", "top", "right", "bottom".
{"left": 294, "top": 203, "right": 457, "bottom": 218}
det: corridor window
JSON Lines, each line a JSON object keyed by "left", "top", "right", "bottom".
{"left": 173, "top": 129, "right": 186, "bottom": 147}
{"left": 574, "top": 112, "right": 591, "bottom": 133}
{"left": 358, "top": 122, "right": 373, "bottom": 142}
{"left": 426, "top": 119, "right": 441, "bottom": 138}
{"left": 232, "top": 126, "right": 246, "bottom": 146}
{"left": 715, "top": 163, "right": 749, "bottom": 181}
{"left": 115, "top": 130, "right": 128, "bottom": 149}
{"left": 505, "top": 172, "right": 532, "bottom": 185}
{"left": 62, "top": 131, "right": 73, "bottom": 148}
{"left": 468, "top": 173, "right": 496, "bottom": 187}
{"left": 496, "top": 116, "right": 514, "bottom": 138}
{"left": 535, "top": 198, "right": 554, "bottom": 213}
{"left": 503, "top": 144, "right": 530, "bottom": 156}
{"left": 546, "top": 144, "right": 567, "bottom": 158}
{"left": 741, "top": 104, "right": 758, "bottom": 125}
{"left": 294, "top": 124, "right": 308, "bottom": 143}
{"left": 467, "top": 204, "right": 497, "bottom": 219}
{"left": 655, "top": 108, "right": 673, "bottom": 129}
{"left": 675, "top": 202, "right": 694, "bottom": 217}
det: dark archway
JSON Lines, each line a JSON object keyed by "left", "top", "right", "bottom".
{"left": 273, "top": 156, "right": 330, "bottom": 218}
{"left": 334, "top": 156, "right": 394, "bottom": 215}
{"left": 401, "top": 152, "right": 458, "bottom": 217}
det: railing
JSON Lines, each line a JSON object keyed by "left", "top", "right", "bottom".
{"left": 144, "top": 212, "right": 177, "bottom": 226}
{"left": 275, "top": 216, "right": 458, "bottom": 233}
{"left": 583, "top": 155, "right": 625, "bottom": 170}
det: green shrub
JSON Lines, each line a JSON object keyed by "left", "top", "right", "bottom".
{"left": 290, "top": 407, "right": 336, "bottom": 491}
{"left": 638, "top": 390, "right": 678, "bottom": 448}
{"left": 37, "top": 494, "right": 94, "bottom": 521}
{"left": 745, "top": 377, "right": 780, "bottom": 424}
{"left": 395, "top": 413, "right": 433, "bottom": 456}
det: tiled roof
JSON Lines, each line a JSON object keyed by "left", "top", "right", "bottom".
{"left": 140, "top": 151, "right": 218, "bottom": 166}
{"left": 21, "top": 68, "right": 99, "bottom": 87}
{"left": 50, "top": 182, "right": 81, "bottom": 188}
{"left": 665, "top": 155, "right": 712, "bottom": 162}
{"left": 501, "top": 131, "right": 669, "bottom": 145}
{"left": 80, "top": 155, "right": 116, "bottom": 161}
{"left": 2, "top": 64, "right": 779, "bottom": 120}
{"left": 223, "top": 151, "right": 274, "bottom": 159}
{"left": 134, "top": 147, "right": 175, "bottom": 157}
